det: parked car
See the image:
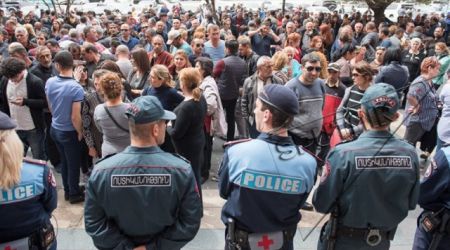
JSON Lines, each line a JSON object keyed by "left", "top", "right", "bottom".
{"left": 312, "top": 0, "right": 337, "bottom": 11}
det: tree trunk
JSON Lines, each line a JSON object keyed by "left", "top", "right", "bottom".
{"left": 371, "top": 6, "right": 387, "bottom": 26}
{"left": 282, "top": 0, "right": 285, "bottom": 16}
{"left": 205, "top": 0, "right": 220, "bottom": 25}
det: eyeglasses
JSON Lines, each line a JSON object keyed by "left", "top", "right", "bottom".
{"left": 196, "top": 43, "right": 205, "bottom": 48}
{"left": 306, "top": 66, "right": 321, "bottom": 72}
{"left": 121, "top": 29, "right": 129, "bottom": 32}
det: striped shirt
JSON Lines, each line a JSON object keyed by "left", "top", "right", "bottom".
{"left": 344, "top": 85, "right": 365, "bottom": 129}
{"left": 403, "top": 76, "right": 438, "bottom": 131}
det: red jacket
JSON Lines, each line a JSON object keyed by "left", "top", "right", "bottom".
{"left": 321, "top": 82, "right": 346, "bottom": 134}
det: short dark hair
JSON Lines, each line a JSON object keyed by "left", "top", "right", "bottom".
{"left": 380, "top": 27, "right": 389, "bottom": 36}
{"left": 45, "top": 39, "right": 59, "bottom": 47}
{"left": 301, "top": 53, "right": 321, "bottom": 67}
{"left": 110, "top": 37, "right": 121, "bottom": 48}
{"left": 195, "top": 57, "right": 213, "bottom": 77}
{"left": 382, "top": 47, "right": 403, "bottom": 65}
{"left": 0, "top": 57, "right": 26, "bottom": 78}
{"left": 225, "top": 39, "right": 239, "bottom": 54}
{"left": 54, "top": 50, "right": 73, "bottom": 70}
{"left": 260, "top": 101, "right": 293, "bottom": 128}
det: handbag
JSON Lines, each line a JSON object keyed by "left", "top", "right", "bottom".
{"left": 103, "top": 105, "right": 129, "bottom": 133}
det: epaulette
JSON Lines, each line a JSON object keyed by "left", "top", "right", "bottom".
{"left": 171, "top": 153, "right": 190, "bottom": 164}
{"left": 299, "top": 145, "right": 323, "bottom": 162}
{"left": 223, "top": 138, "right": 252, "bottom": 148}
{"left": 95, "top": 153, "right": 117, "bottom": 165}
{"left": 23, "top": 158, "right": 46, "bottom": 166}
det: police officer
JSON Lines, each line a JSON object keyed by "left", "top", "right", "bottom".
{"left": 313, "top": 83, "right": 420, "bottom": 250}
{"left": 84, "top": 96, "right": 202, "bottom": 249}
{"left": 219, "top": 84, "right": 317, "bottom": 250}
{"left": 0, "top": 111, "right": 57, "bottom": 250}
{"left": 412, "top": 143, "right": 450, "bottom": 250}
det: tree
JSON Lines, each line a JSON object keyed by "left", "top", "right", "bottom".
{"left": 352, "top": 0, "right": 431, "bottom": 25}
{"left": 204, "top": 0, "right": 220, "bottom": 25}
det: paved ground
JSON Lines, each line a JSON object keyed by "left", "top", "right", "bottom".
{"left": 49, "top": 112, "right": 428, "bottom": 249}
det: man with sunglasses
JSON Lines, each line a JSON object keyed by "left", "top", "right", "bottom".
{"left": 119, "top": 24, "right": 140, "bottom": 51}
{"left": 285, "top": 53, "right": 325, "bottom": 211}
{"left": 188, "top": 38, "right": 210, "bottom": 67}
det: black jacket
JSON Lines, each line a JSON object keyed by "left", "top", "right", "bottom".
{"left": 0, "top": 72, "right": 47, "bottom": 131}
{"left": 30, "top": 63, "right": 58, "bottom": 84}
{"left": 240, "top": 51, "right": 260, "bottom": 80}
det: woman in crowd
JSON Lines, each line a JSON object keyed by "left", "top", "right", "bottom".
{"left": 272, "top": 51, "right": 290, "bottom": 84}
{"left": 167, "top": 68, "right": 207, "bottom": 205}
{"left": 23, "top": 24, "right": 36, "bottom": 41}
{"left": 127, "top": 48, "right": 151, "bottom": 99}
{"left": 98, "top": 60, "right": 133, "bottom": 101}
{"left": 437, "top": 74, "right": 450, "bottom": 150}
{"left": 350, "top": 46, "right": 366, "bottom": 67}
{"left": 143, "top": 64, "right": 184, "bottom": 153}
{"left": 82, "top": 70, "right": 108, "bottom": 162}
{"left": 374, "top": 47, "right": 409, "bottom": 99}
{"left": 402, "top": 38, "right": 425, "bottom": 107}
{"left": 312, "top": 51, "right": 328, "bottom": 80}
{"left": 423, "top": 37, "right": 435, "bottom": 57}
{"left": 196, "top": 57, "right": 224, "bottom": 183}
{"left": 403, "top": 57, "right": 440, "bottom": 147}
{"left": 51, "top": 19, "right": 62, "bottom": 39}
{"left": 283, "top": 46, "right": 302, "bottom": 79}
{"left": 285, "top": 33, "right": 302, "bottom": 64}
{"left": 94, "top": 72, "right": 131, "bottom": 157}
{"left": 74, "top": 60, "right": 95, "bottom": 95}
{"left": 74, "top": 60, "right": 95, "bottom": 180}
{"left": 335, "top": 61, "right": 375, "bottom": 142}
{"left": 433, "top": 42, "right": 450, "bottom": 86}
{"left": 307, "top": 36, "right": 328, "bottom": 58}
{"left": 370, "top": 46, "right": 386, "bottom": 70}
{"left": 334, "top": 42, "right": 356, "bottom": 87}
{"left": 320, "top": 23, "right": 334, "bottom": 60}
{"left": 169, "top": 49, "right": 192, "bottom": 91}
{"left": 0, "top": 112, "right": 57, "bottom": 250}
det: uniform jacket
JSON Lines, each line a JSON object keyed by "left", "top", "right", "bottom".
{"left": 0, "top": 159, "right": 57, "bottom": 242}
{"left": 219, "top": 133, "right": 316, "bottom": 233}
{"left": 85, "top": 146, "right": 202, "bottom": 250}
{"left": 0, "top": 73, "right": 47, "bottom": 131}
{"left": 241, "top": 73, "right": 284, "bottom": 123}
{"left": 313, "top": 130, "right": 420, "bottom": 231}
{"left": 419, "top": 145, "right": 450, "bottom": 212}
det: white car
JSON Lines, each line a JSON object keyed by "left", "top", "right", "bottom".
{"left": 384, "top": 2, "right": 414, "bottom": 21}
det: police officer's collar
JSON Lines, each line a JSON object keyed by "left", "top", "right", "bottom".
{"left": 257, "top": 132, "right": 295, "bottom": 145}
{"left": 358, "top": 130, "right": 393, "bottom": 138}
{"left": 123, "top": 145, "right": 163, "bottom": 153}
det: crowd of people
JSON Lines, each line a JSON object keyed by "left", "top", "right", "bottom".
{"left": 1, "top": 2, "right": 450, "bottom": 250}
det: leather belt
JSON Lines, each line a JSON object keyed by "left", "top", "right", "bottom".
{"left": 338, "top": 224, "right": 396, "bottom": 242}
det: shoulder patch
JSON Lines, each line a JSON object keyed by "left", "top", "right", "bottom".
{"left": 299, "top": 146, "right": 323, "bottom": 162}
{"left": 424, "top": 162, "right": 433, "bottom": 178}
{"left": 23, "top": 158, "right": 46, "bottom": 166}
{"left": 223, "top": 138, "right": 252, "bottom": 148}
{"left": 320, "top": 161, "right": 331, "bottom": 183}
{"left": 171, "top": 153, "right": 190, "bottom": 164}
{"left": 95, "top": 153, "right": 117, "bottom": 165}
{"left": 47, "top": 169, "right": 57, "bottom": 188}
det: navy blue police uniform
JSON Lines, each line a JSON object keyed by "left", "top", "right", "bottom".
{"left": 219, "top": 84, "right": 317, "bottom": 250}
{"left": 313, "top": 83, "right": 420, "bottom": 250}
{"left": 84, "top": 96, "right": 202, "bottom": 250}
{"left": 412, "top": 145, "right": 450, "bottom": 250}
{"left": 0, "top": 111, "right": 57, "bottom": 250}
{"left": 0, "top": 159, "right": 58, "bottom": 249}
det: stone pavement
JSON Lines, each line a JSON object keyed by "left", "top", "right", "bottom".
{"left": 50, "top": 112, "right": 428, "bottom": 249}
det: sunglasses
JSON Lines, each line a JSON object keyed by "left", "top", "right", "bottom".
{"left": 82, "top": 68, "right": 88, "bottom": 73}
{"left": 196, "top": 43, "right": 205, "bottom": 48}
{"left": 142, "top": 26, "right": 148, "bottom": 28}
{"left": 306, "top": 66, "right": 321, "bottom": 72}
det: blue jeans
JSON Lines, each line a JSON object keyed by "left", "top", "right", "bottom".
{"left": 16, "top": 129, "right": 46, "bottom": 160}
{"left": 50, "top": 127, "right": 82, "bottom": 197}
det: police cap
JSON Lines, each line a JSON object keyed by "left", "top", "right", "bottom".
{"left": 361, "top": 83, "right": 399, "bottom": 119}
{"left": 0, "top": 111, "right": 16, "bottom": 130}
{"left": 125, "top": 96, "right": 176, "bottom": 124}
{"left": 258, "top": 84, "right": 299, "bottom": 116}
